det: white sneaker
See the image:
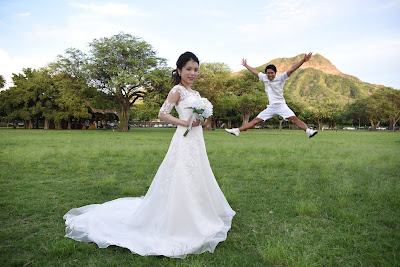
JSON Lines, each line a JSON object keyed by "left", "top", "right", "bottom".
{"left": 225, "top": 128, "right": 240, "bottom": 136}
{"left": 306, "top": 128, "right": 318, "bottom": 138}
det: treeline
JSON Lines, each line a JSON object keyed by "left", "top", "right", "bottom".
{"left": 1, "top": 32, "right": 399, "bottom": 131}
{"left": 137, "top": 63, "right": 400, "bottom": 131}
{"left": 0, "top": 69, "right": 119, "bottom": 129}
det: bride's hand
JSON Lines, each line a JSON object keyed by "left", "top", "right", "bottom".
{"left": 186, "top": 116, "right": 200, "bottom": 127}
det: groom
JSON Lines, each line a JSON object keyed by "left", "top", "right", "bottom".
{"left": 225, "top": 52, "right": 318, "bottom": 138}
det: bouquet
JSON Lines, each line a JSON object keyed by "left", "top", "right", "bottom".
{"left": 184, "top": 98, "right": 213, "bottom": 136}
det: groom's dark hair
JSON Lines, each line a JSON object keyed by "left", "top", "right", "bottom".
{"left": 265, "top": 64, "right": 277, "bottom": 73}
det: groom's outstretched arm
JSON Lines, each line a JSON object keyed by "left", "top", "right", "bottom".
{"left": 242, "top": 58, "right": 259, "bottom": 77}
{"left": 287, "top": 52, "right": 312, "bottom": 77}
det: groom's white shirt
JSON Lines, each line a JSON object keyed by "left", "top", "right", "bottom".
{"left": 258, "top": 72, "right": 289, "bottom": 104}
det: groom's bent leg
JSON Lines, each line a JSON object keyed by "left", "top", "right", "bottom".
{"left": 238, "top": 118, "right": 264, "bottom": 132}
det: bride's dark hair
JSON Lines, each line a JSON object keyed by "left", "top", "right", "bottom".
{"left": 172, "top": 52, "right": 199, "bottom": 85}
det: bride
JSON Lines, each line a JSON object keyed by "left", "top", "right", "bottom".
{"left": 63, "top": 51, "right": 235, "bottom": 258}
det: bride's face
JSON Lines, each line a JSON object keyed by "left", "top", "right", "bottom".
{"left": 178, "top": 60, "right": 199, "bottom": 87}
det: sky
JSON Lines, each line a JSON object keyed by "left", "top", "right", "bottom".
{"left": 1, "top": 0, "right": 400, "bottom": 89}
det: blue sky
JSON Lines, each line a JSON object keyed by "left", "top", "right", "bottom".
{"left": 1, "top": 0, "right": 400, "bottom": 89}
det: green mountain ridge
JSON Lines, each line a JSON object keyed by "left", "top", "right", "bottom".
{"left": 284, "top": 67, "right": 378, "bottom": 108}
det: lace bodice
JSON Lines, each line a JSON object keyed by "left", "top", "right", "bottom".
{"left": 159, "top": 85, "right": 201, "bottom": 120}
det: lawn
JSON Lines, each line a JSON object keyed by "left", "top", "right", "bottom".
{"left": 0, "top": 128, "right": 399, "bottom": 266}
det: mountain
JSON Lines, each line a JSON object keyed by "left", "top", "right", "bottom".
{"left": 262, "top": 53, "right": 361, "bottom": 81}
{"left": 283, "top": 67, "right": 378, "bottom": 107}
{"left": 236, "top": 54, "right": 385, "bottom": 108}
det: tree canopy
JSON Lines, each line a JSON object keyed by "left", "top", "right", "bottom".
{"left": 0, "top": 75, "right": 6, "bottom": 89}
{"left": 1, "top": 35, "right": 399, "bottom": 131}
{"left": 52, "top": 32, "right": 169, "bottom": 131}
{"left": 0, "top": 68, "right": 94, "bottom": 129}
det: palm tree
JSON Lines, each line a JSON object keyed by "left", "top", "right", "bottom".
{"left": 0, "top": 75, "right": 6, "bottom": 89}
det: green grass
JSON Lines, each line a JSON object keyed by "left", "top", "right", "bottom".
{"left": 1, "top": 128, "right": 399, "bottom": 266}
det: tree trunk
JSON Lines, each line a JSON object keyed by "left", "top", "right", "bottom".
{"left": 67, "top": 118, "right": 72, "bottom": 130}
{"left": 391, "top": 113, "right": 399, "bottom": 132}
{"left": 204, "top": 118, "right": 212, "bottom": 130}
{"left": 241, "top": 105, "right": 253, "bottom": 126}
{"left": 44, "top": 119, "right": 50, "bottom": 130}
{"left": 241, "top": 110, "right": 251, "bottom": 127}
{"left": 391, "top": 117, "right": 398, "bottom": 132}
{"left": 369, "top": 119, "right": 380, "bottom": 131}
{"left": 118, "top": 101, "right": 130, "bottom": 132}
{"left": 28, "top": 120, "right": 33, "bottom": 129}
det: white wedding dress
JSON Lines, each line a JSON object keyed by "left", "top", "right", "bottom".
{"left": 63, "top": 85, "right": 235, "bottom": 258}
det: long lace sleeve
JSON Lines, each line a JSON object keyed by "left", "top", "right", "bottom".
{"left": 159, "top": 86, "right": 181, "bottom": 115}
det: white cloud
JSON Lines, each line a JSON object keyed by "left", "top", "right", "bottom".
{"left": 381, "top": 0, "right": 400, "bottom": 9}
{"left": 234, "top": 0, "right": 341, "bottom": 41}
{"left": 197, "top": 9, "right": 230, "bottom": 18}
{"left": 236, "top": 24, "right": 258, "bottom": 33}
{"left": 68, "top": 2, "right": 142, "bottom": 16}
{"left": 325, "top": 36, "right": 400, "bottom": 86}
{"left": 0, "top": 48, "right": 19, "bottom": 88}
{"left": 1, "top": 0, "right": 399, "bottom": 89}
{"left": 0, "top": 48, "right": 55, "bottom": 89}
{"left": 17, "top": 12, "right": 30, "bottom": 17}
{"left": 19, "top": 11, "right": 136, "bottom": 56}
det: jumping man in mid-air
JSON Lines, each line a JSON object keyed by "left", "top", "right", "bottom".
{"left": 225, "top": 52, "right": 318, "bottom": 138}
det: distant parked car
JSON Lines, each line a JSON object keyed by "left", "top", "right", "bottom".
{"left": 343, "top": 127, "right": 355, "bottom": 130}
{"left": 376, "top": 127, "right": 387, "bottom": 130}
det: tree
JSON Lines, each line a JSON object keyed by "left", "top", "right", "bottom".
{"left": 7, "top": 68, "right": 44, "bottom": 129}
{"left": 373, "top": 87, "right": 400, "bottom": 131}
{"left": 53, "top": 33, "right": 167, "bottom": 131}
{"left": 346, "top": 90, "right": 390, "bottom": 131}
{"left": 49, "top": 73, "right": 93, "bottom": 129}
{"left": 326, "top": 107, "right": 346, "bottom": 128}
{"left": 223, "top": 70, "right": 268, "bottom": 127}
{"left": 0, "top": 75, "right": 6, "bottom": 89}
{"left": 135, "top": 65, "right": 174, "bottom": 124}
{"left": 3, "top": 68, "right": 93, "bottom": 129}
{"left": 131, "top": 102, "right": 161, "bottom": 123}
{"left": 0, "top": 89, "right": 14, "bottom": 125}
{"left": 144, "top": 66, "right": 174, "bottom": 106}
{"left": 346, "top": 98, "right": 369, "bottom": 128}
{"left": 193, "top": 62, "right": 232, "bottom": 130}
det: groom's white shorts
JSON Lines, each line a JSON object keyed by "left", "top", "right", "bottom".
{"left": 256, "top": 103, "right": 296, "bottom": 121}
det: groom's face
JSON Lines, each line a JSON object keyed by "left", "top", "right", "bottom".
{"left": 266, "top": 69, "right": 276, "bottom": 81}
